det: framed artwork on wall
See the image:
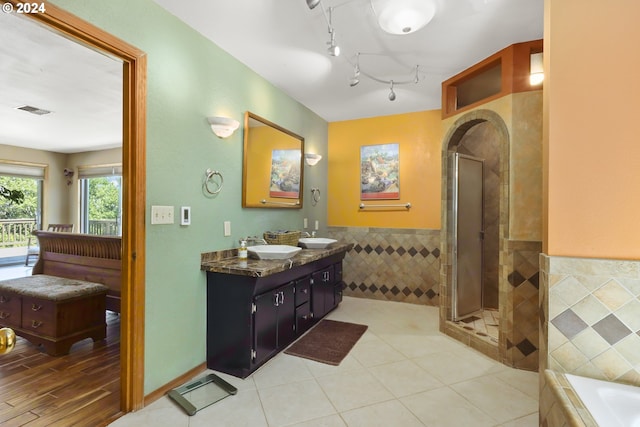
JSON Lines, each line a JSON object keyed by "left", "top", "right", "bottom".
{"left": 269, "top": 149, "right": 301, "bottom": 198}
{"left": 360, "top": 143, "right": 400, "bottom": 200}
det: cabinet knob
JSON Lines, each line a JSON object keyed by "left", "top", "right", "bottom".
{"left": 0, "top": 311, "right": 10, "bottom": 319}
{"left": 31, "top": 304, "right": 43, "bottom": 311}
{"left": 0, "top": 296, "right": 7, "bottom": 303}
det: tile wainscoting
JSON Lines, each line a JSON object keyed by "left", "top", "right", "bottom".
{"left": 540, "top": 254, "right": 640, "bottom": 383}
{"left": 326, "top": 227, "right": 441, "bottom": 306}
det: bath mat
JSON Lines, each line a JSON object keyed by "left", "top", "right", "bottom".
{"left": 284, "top": 319, "right": 368, "bottom": 366}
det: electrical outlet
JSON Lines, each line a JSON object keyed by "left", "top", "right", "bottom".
{"left": 314, "top": 220, "right": 319, "bottom": 230}
{"left": 151, "top": 205, "right": 174, "bottom": 224}
{"left": 304, "top": 218, "right": 308, "bottom": 229}
{"left": 223, "top": 221, "right": 231, "bottom": 236}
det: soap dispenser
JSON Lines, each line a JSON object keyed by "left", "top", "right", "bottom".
{"left": 238, "top": 239, "right": 248, "bottom": 261}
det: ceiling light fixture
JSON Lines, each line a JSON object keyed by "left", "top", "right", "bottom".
{"left": 306, "top": 0, "right": 321, "bottom": 10}
{"left": 371, "top": 0, "right": 437, "bottom": 35}
{"left": 349, "top": 53, "right": 361, "bottom": 87}
{"left": 326, "top": 7, "right": 340, "bottom": 57}
{"left": 304, "top": 1, "right": 426, "bottom": 101}
{"left": 207, "top": 116, "right": 240, "bottom": 138}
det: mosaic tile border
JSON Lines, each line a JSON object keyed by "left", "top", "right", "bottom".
{"left": 327, "top": 227, "right": 440, "bottom": 305}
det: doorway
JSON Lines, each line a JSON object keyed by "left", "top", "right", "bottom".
{"left": 440, "top": 109, "right": 509, "bottom": 360}
{"left": 13, "top": 1, "right": 147, "bottom": 412}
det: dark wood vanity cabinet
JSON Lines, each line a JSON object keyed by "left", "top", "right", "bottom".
{"left": 205, "top": 251, "right": 347, "bottom": 378}
{"left": 253, "top": 282, "right": 295, "bottom": 367}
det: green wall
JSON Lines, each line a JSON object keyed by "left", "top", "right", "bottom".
{"left": 50, "top": 0, "right": 328, "bottom": 394}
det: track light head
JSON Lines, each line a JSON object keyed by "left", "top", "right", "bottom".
{"left": 306, "top": 0, "right": 321, "bottom": 9}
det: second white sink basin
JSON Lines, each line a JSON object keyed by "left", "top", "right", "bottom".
{"left": 298, "top": 238, "right": 337, "bottom": 249}
{"left": 247, "top": 245, "right": 302, "bottom": 260}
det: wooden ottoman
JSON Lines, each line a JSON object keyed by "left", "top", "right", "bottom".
{"left": 0, "top": 274, "right": 108, "bottom": 356}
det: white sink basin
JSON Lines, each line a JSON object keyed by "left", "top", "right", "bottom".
{"left": 298, "top": 238, "right": 337, "bottom": 249}
{"left": 247, "top": 245, "right": 302, "bottom": 260}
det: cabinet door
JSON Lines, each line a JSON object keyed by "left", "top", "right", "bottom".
{"left": 253, "top": 290, "right": 279, "bottom": 366}
{"left": 311, "top": 266, "right": 334, "bottom": 319}
{"left": 276, "top": 283, "right": 295, "bottom": 348}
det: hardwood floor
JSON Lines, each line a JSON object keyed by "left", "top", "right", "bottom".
{"left": 0, "top": 311, "right": 122, "bottom": 426}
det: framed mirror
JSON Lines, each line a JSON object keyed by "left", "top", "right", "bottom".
{"left": 242, "top": 112, "right": 304, "bottom": 208}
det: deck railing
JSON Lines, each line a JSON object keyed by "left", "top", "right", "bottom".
{"left": 0, "top": 219, "right": 36, "bottom": 247}
{"left": 0, "top": 219, "right": 119, "bottom": 248}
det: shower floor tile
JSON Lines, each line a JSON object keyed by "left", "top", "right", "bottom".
{"left": 456, "top": 309, "right": 499, "bottom": 342}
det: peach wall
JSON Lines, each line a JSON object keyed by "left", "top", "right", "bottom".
{"left": 328, "top": 111, "right": 441, "bottom": 229}
{"left": 545, "top": 1, "right": 640, "bottom": 259}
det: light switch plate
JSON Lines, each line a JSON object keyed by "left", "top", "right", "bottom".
{"left": 223, "top": 221, "right": 231, "bottom": 236}
{"left": 151, "top": 205, "right": 174, "bottom": 224}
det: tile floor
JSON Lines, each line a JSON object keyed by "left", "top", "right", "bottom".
{"left": 109, "top": 297, "right": 539, "bottom": 427}
{"left": 455, "top": 308, "right": 500, "bottom": 342}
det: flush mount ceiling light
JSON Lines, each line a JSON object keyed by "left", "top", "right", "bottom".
{"left": 371, "top": 0, "right": 437, "bottom": 35}
{"left": 304, "top": 1, "right": 426, "bottom": 102}
{"left": 207, "top": 116, "right": 239, "bottom": 138}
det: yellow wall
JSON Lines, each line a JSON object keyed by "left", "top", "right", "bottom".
{"left": 328, "top": 110, "right": 442, "bottom": 229}
{"left": 545, "top": 1, "right": 640, "bottom": 259}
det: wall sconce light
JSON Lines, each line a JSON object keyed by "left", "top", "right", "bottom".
{"left": 529, "top": 52, "right": 544, "bottom": 85}
{"left": 207, "top": 116, "right": 240, "bottom": 138}
{"left": 63, "top": 168, "right": 74, "bottom": 186}
{"left": 305, "top": 153, "right": 322, "bottom": 166}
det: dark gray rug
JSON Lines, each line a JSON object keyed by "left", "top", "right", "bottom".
{"left": 284, "top": 319, "right": 368, "bottom": 365}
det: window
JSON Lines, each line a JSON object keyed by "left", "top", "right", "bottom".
{"left": 0, "top": 162, "right": 44, "bottom": 259}
{"left": 79, "top": 164, "right": 122, "bottom": 236}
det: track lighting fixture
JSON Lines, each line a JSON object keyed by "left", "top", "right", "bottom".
{"left": 388, "top": 80, "right": 396, "bottom": 101}
{"left": 304, "top": 0, "right": 426, "bottom": 101}
{"left": 306, "top": 0, "right": 321, "bottom": 10}
{"left": 349, "top": 53, "right": 361, "bottom": 87}
{"left": 326, "top": 7, "right": 340, "bottom": 57}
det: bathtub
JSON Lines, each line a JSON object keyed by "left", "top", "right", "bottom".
{"left": 565, "top": 373, "right": 640, "bottom": 427}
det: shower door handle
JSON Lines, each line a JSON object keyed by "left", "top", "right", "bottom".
{"left": 479, "top": 230, "right": 485, "bottom": 240}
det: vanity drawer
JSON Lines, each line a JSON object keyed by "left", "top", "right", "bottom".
{"left": 0, "top": 292, "right": 21, "bottom": 328}
{"left": 294, "top": 277, "right": 311, "bottom": 306}
{"left": 22, "top": 298, "right": 56, "bottom": 337}
{"left": 295, "top": 302, "right": 313, "bottom": 335}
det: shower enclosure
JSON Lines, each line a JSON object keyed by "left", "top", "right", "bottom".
{"left": 450, "top": 153, "right": 484, "bottom": 321}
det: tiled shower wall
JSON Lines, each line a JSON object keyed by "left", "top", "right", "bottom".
{"left": 540, "top": 255, "right": 640, "bottom": 384}
{"left": 327, "top": 226, "right": 441, "bottom": 306}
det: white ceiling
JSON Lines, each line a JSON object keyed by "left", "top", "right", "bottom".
{"left": 152, "top": 0, "right": 543, "bottom": 122}
{"left": 0, "top": 0, "right": 542, "bottom": 154}
{"left": 0, "top": 12, "right": 122, "bottom": 154}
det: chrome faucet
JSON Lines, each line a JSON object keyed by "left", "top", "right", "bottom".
{"left": 244, "top": 236, "right": 268, "bottom": 246}
{"left": 301, "top": 231, "right": 317, "bottom": 238}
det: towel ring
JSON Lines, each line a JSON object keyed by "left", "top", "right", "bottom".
{"left": 311, "top": 188, "right": 321, "bottom": 206}
{"left": 204, "top": 169, "right": 224, "bottom": 195}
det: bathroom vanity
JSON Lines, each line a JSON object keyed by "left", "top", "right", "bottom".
{"left": 201, "top": 243, "right": 352, "bottom": 378}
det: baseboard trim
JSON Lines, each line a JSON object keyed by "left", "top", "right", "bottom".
{"left": 143, "top": 362, "right": 207, "bottom": 407}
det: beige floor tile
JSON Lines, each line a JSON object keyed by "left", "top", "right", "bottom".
{"left": 303, "top": 354, "right": 365, "bottom": 378}
{"left": 107, "top": 396, "right": 189, "bottom": 427}
{"left": 340, "top": 399, "right": 423, "bottom": 427}
{"left": 493, "top": 368, "right": 540, "bottom": 400}
{"left": 252, "top": 353, "right": 313, "bottom": 389}
{"left": 258, "top": 379, "right": 336, "bottom": 426}
{"left": 368, "top": 359, "right": 443, "bottom": 397}
{"left": 288, "top": 414, "right": 347, "bottom": 427}
{"left": 401, "top": 386, "right": 498, "bottom": 427}
{"left": 190, "top": 389, "right": 268, "bottom": 427}
{"left": 501, "top": 412, "right": 539, "bottom": 427}
{"left": 315, "top": 369, "right": 395, "bottom": 412}
{"left": 414, "top": 350, "right": 503, "bottom": 385}
{"left": 349, "top": 335, "right": 406, "bottom": 367}
{"left": 450, "top": 375, "right": 538, "bottom": 424}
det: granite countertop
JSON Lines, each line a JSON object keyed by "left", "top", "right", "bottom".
{"left": 201, "top": 242, "right": 353, "bottom": 278}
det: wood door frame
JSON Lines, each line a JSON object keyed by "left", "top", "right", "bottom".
{"left": 9, "top": 1, "right": 147, "bottom": 412}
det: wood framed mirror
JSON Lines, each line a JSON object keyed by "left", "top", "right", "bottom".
{"left": 242, "top": 112, "right": 304, "bottom": 208}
